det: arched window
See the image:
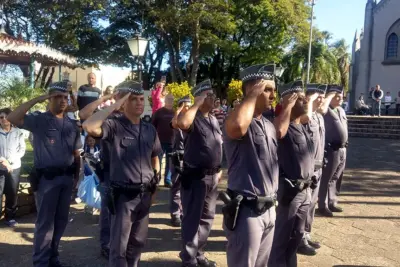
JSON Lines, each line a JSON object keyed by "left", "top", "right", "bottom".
{"left": 386, "top": 33, "right": 398, "bottom": 59}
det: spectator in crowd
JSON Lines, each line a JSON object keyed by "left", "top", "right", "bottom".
{"left": 211, "top": 98, "right": 226, "bottom": 127}
{"left": 368, "top": 87, "right": 374, "bottom": 106}
{"left": 98, "top": 86, "right": 115, "bottom": 109}
{"left": 151, "top": 82, "right": 167, "bottom": 114}
{"left": 152, "top": 93, "right": 175, "bottom": 187}
{"left": 396, "top": 91, "right": 400, "bottom": 115}
{"left": 84, "top": 135, "right": 100, "bottom": 156}
{"left": 77, "top": 73, "right": 102, "bottom": 112}
{"left": 0, "top": 108, "right": 26, "bottom": 227}
{"left": 371, "top": 84, "right": 384, "bottom": 117}
{"left": 221, "top": 98, "right": 228, "bottom": 112}
{"left": 355, "top": 94, "right": 370, "bottom": 115}
{"left": 384, "top": 91, "right": 392, "bottom": 115}
{"left": 228, "top": 98, "right": 240, "bottom": 114}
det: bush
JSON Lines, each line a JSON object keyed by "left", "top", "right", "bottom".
{"left": 167, "top": 81, "right": 194, "bottom": 109}
{"left": 227, "top": 79, "right": 243, "bottom": 105}
{"left": 0, "top": 78, "right": 47, "bottom": 111}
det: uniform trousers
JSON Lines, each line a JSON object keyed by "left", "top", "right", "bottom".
{"left": 169, "top": 158, "right": 182, "bottom": 220}
{"left": 109, "top": 192, "right": 151, "bottom": 267}
{"left": 318, "top": 147, "right": 346, "bottom": 210}
{"left": 270, "top": 188, "right": 311, "bottom": 267}
{"left": 0, "top": 168, "right": 21, "bottom": 221}
{"left": 224, "top": 205, "right": 276, "bottom": 267}
{"left": 99, "top": 170, "right": 111, "bottom": 250}
{"left": 180, "top": 173, "right": 219, "bottom": 265}
{"left": 33, "top": 175, "right": 73, "bottom": 267}
{"left": 305, "top": 168, "right": 322, "bottom": 234}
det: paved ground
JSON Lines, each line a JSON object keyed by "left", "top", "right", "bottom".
{"left": 0, "top": 137, "right": 399, "bottom": 267}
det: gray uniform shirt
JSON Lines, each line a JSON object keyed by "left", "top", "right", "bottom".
{"left": 183, "top": 111, "right": 223, "bottom": 169}
{"left": 22, "top": 112, "right": 82, "bottom": 168}
{"left": 305, "top": 112, "right": 326, "bottom": 164}
{"left": 324, "top": 107, "right": 348, "bottom": 145}
{"left": 100, "top": 112, "right": 123, "bottom": 166}
{"left": 101, "top": 115, "right": 162, "bottom": 184}
{"left": 278, "top": 122, "right": 314, "bottom": 181}
{"left": 224, "top": 117, "right": 279, "bottom": 197}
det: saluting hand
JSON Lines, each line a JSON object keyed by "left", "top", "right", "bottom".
{"left": 247, "top": 80, "right": 269, "bottom": 96}
{"left": 194, "top": 92, "right": 207, "bottom": 106}
{"left": 308, "top": 93, "right": 319, "bottom": 102}
{"left": 282, "top": 93, "right": 298, "bottom": 109}
{"left": 112, "top": 92, "right": 131, "bottom": 111}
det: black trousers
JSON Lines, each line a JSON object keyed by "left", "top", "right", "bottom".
{"left": 0, "top": 168, "right": 21, "bottom": 221}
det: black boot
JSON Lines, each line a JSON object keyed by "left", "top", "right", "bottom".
{"left": 297, "top": 239, "right": 317, "bottom": 256}
{"left": 329, "top": 205, "right": 343, "bottom": 212}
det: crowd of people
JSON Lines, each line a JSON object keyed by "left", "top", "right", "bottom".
{"left": 0, "top": 66, "right": 349, "bottom": 267}
{"left": 355, "top": 85, "right": 400, "bottom": 116}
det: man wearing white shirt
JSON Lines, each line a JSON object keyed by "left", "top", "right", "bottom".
{"left": 384, "top": 92, "right": 392, "bottom": 115}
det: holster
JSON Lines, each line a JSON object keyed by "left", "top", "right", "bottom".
{"left": 219, "top": 191, "right": 243, "bottom": 231}
{"left": 228, "top": 189, "right": 276, "bottom": 216}
{"left": 310, "top": 176, "right": 318, "bottom": 190}
{"left": 281, "top": 178, "right": 311, "bottom": 205}
{"left": 149, "top": 170, "right": 160, "bottom": 194}
{"left": 28, "top": 168, "right": 40, "bottom": 193}
{"left": 95, "top": 161, "right": 106, "bottom": 183}
{"left": 96, "top": 184, "right": 117, "bottom": 215}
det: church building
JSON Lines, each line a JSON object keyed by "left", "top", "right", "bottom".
{"left": 350, "top": 0, "right": 400, "bottom": 110}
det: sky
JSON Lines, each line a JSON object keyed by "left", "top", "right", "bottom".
{"left": 313, "top": 0, "right": 369, "bottom": 49}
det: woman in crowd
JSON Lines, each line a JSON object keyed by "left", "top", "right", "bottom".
{"left": 151, "top": 82, "right": 168, "bottom": 114}
{"left": 99, "top": 86, "right": 115, "bottom": 109}
{"left": 0, "top": 108, "right": 26, "bottom": 227}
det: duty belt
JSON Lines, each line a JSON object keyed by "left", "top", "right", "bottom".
{"left": 36, "top": 165, "right": 76, "bottom": 180}
{"left": 327, "top": 142, "right": 348, "bottom": 150}
{"left": 227, "top": 189, "right": 277, "bottom": 215}
{"left": 285, "top": 178, "right": 312, "bottom": 191}
{"left": 111, "top": 181, "right": 152, "bottom": 195}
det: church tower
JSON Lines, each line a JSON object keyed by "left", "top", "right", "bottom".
{"left": 355, "top": 0, "right": 376, "bottom": 99}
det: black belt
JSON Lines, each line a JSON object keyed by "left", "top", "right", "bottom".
{"left": 285, "top": 178, "right": 312, "bottom": 191}
{"left": 36, "top": 165, "right": 75, "bottom": 180}
{"left": 184, "top": 165, "right": 221, "bottom": 178}
{"left": 328, "top": 142, "right": 348, "bottom": 150}
{"left": 111, "top": 182, "right": 152, "bottom": 196}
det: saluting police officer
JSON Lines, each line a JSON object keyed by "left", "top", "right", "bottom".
{"left": 318, "top": 85, "right": 348, "bottom": 217}
{"left": 83, "top": 80, "right": 162, "bottom": 267}
{"left": 169, "top": 95, "right": 192, "bottom": 227}
{"left": 297, "top": 84, "right": 327, "bottom": 256}
{"left": 79, "top": 92, "right": 122, "bottom": 259}
{"left": 8, "top": 80, "right": 82, "bottom": 267}
{"left": 269, "top": 80, "right": 315, "bottom": 267}
{"left": 222, "top": 64, "right": 294, "bottom": 267}
{"left": 177, "top": 79, "right": 222, "bottom": 267}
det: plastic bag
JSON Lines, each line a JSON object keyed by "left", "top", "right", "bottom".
{"left": 78, "top": 171, "right": 101, "bottom": 209}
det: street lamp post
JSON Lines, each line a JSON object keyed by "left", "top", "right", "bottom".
{"left": 127, "top": 35, "right": 149, "bottom": 81}
{"left": 306, "top": 0, "right": 316, "bottom": 84}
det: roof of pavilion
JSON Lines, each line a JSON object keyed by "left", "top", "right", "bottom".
{"left": 0, "top": 29, "right": 78, "bottom": 68}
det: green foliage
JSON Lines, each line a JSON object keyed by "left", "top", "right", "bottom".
{"left": 0, "top": 78, "right": 47, "bottom": 111}
{"left": 227, "top": 79, "right": 243, "bottom": 105}
{"left": 167, "top": 82, "right": 194, "bottom": 109}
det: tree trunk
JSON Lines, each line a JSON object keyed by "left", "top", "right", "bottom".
{"left": 173, "top": 40, "right": 185, "bottom": 83}
{"left": 163, "top": 34, "right": 178, "bottom": 83}
{"left": 40, "top": 67, "right": 49, "bottom": 88}
{"left": 45, "top": 67, "right": 55, "bottom": 89}
{"left": 188, "top": 18, "right": 201, "bottom": 87}
{"left": 34, "top": 65, "right": 43, "bottom": 88}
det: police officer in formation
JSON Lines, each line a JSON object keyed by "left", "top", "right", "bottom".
{"left": 169, "top": 95, "right": 192, "bottom": 227}
{"left": 222, "top": 64, "right": 296, "bottom": 267}
{"left": 298, "top": 84, "right": 328, "bottom": 255}
{"left": 177, "top": 79, "right": 222, "bottom": 267}
{"left": 318, "top": 85, "right": 348, "bottom": 217}
{"left": 270, "top": 80, "right": 316, "bottom": 266}
{"left": 83, "top": 80, "right": 162, "bottom": 267}
{"left": 79, "top": 91, "right": 122, "bottom": 259}
{"left": 8, "top": 80, "right": 82, "bottom": 267}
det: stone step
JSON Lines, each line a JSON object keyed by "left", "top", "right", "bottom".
{"left": 348, "top": 119, "right": 400, "bottom": 125}
{"left": 348, "top": 123, "right": 400, "bottom": 129}
{"left": 348, "top": 126, "right": 400, "bottom": 133}
{"left": 349, "top": 131, "right": 400, "bottom": 139}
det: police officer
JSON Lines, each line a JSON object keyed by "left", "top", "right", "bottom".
{"left": 223, "top": 64, "right": 295, "bottom": 267}
{"left": 79, "top": 92, "right": 122, "bottom": 258}
{"left": 169, "top": 95, "right": 191, "bottom": 227}
{"left": 83, "top": 80, "right": 162, "bottom": 267}
{"left": 8, "top": 80, "right": 82, "bottom": 267}
{"left": 177, "top": 79, "right": 222, "bottom": 267}
{"left": 297, "top": 84, "right": 327, "bottom": 256}
{"left": 318, "top": 85, "right": 348, "bottom": 217}
{"left": 269, "top": 80, "right": 315, "bottom": 267}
